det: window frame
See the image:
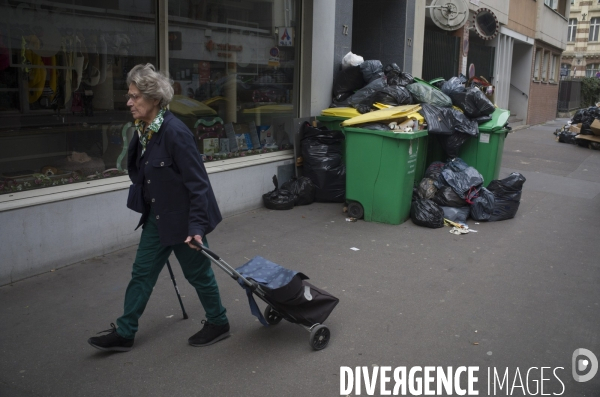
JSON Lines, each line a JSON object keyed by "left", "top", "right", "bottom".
{"left": 534, "top": 48, "right": 542, "bottom": 81}
{"left": 542, "top": 51, "right": 550, "bottom": 82}
{"left": 568, "top": 18, "right": 577, "bottom": 42}
{"left": 590, "top": 17, "right": 600, "bottom": 42}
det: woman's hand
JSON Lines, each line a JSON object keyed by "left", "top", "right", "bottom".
{"left": 185, "top": 235, "right": 203, "bottom": 250}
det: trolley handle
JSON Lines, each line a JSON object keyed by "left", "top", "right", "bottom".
{"left": 190, "top": 239, "right": 220, "bottom": 260}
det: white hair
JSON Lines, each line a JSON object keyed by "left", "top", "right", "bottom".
{"left": 126, "top": 63, "right": 174, "bottom": 108}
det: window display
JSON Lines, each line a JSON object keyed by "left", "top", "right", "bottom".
{"left": 167, "top": 0, "right": 298, "bottom": 162}
{"left": 0, "top": 0, "right": 300, "bottom": 196}
{"left": 0, "top": 0, "right": 157, "bottom": 194}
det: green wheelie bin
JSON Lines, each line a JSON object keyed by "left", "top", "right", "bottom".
{"left": 458, "top": 108, "right": 510, "bottom": 186}
{"left": 423, "top": 108, "right": 510, "bottom": 187}
{"left": 343, "top": 127, "right": 428, "bottom": 225}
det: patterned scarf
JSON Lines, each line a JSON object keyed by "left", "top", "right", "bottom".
{"left": 135, "top": 108, "right": 166, "bottom": 154}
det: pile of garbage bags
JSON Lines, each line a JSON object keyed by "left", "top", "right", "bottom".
{"left": 554, "top": 106, "right": 600, "bottom": 150}
{"left": 331, "top": 52, "right": 497, "bottom": 158}
{"left": 410, "top": 158, "right": 526, "bottom": 228}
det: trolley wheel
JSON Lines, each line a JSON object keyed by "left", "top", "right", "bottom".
{"left": 347, "top": 202, "right": 364, "bottom": 219}
{"left": 264, "top": 305, "right": 282, "bottom": 325}
{"left": 309, "top": 324, "right": 330, "bottom": 350}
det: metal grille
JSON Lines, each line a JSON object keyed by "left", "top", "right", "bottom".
{"left": 422, "top": 30, "right": 460, "bottom": 81}
{"left": 557, "top": 80, "right": 582, "bottom": 112}
{"left": 467, "top": 43, "right": 495, "bottom": 81}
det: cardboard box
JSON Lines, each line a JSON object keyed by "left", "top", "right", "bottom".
{"left": 576, "top": 134, "right": 600, "bottom": 144}
{"left": 590, "top": 119, "right": 600, "bottom": 136}
{"left": 569, "top": 123, "right": 582, "bottom": 133}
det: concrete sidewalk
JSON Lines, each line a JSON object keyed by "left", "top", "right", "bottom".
{"left": 1, "top": 120, "right": 600, "bottom": 397}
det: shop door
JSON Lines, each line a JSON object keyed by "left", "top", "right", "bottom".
{"left": 422, "top": 30, "right": 460, "bottom": 81}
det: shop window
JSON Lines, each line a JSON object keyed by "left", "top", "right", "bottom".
{"left": 534, "top": 49, "right": 542, "bottom": 80}
{"left": 568, "top": 19, "right": 577, "bottom": 42}
{"left": 167, "top": 0, "right": 298, "bottom": 163}
{"left": 0, "top": 0, "right": 157, "bottom": 195}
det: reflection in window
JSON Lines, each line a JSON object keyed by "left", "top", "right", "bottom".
{"left": 168, "top": 0, "right": 298, "bottom": 163}
{"left": 0, "top": 0, "right": 157, "bottom": 194}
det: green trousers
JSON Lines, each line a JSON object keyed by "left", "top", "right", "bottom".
{"left": 116, "top": 211, "right": 228, "bottom": 340}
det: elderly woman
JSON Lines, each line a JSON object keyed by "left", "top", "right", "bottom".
{"left": 88, "top": 64, "right": 229, "bottom": 352}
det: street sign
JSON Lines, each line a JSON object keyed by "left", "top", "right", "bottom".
{"left": 560, "top": 68, "right": 569, "bottom": 77}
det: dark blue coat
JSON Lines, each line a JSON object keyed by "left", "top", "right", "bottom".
{"left": 127, "top": 111, "right": 222, "bottom": 246}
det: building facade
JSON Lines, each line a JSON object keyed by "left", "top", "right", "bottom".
{"left": 421, "top": 0, "right": 569, "bottom": 126}
{"left": 562, "top": 0, "right": 600, "bottom": 78}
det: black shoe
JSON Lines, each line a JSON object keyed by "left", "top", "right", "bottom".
{"left": 188, "top": 320, "right": 230, "bottom": 347}
{"left": 88, "top": 323, "right": 134, "bottom": 352}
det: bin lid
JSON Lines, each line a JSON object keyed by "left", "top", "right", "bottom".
{"left": 343, "top": 127, "right": 427, "bottom": 140}
{"left": 320, "top": 107, "right": 361, "bottom": 118}
{"left": 341, "top": 104, "right": 422, "bottom": 126}
{"left": 478, "top": 108, "right": 510, "bottom": 132}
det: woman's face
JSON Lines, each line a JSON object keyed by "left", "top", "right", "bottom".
{"left": 127, "top": 84, "right": 160, "bottom": 124}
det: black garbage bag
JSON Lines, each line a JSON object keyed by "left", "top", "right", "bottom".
{"left": 369, "top": 85, "right": 413, "bottom": 106}
{"left": 418, "top": 104, "right": 478, "bottom": 136}
{"left": 556, "top": 129, "right": 578, "bottom": 144}
{"left": 572, "top": 109, "right": 586, "bottom": 124}
{"left": 487, "top": 172, "right": 526, "bottom": 195}
{"left": 332, "top": 65, "right": 366, "bottom": 102}
{"left": 263, "top": 175, "right": 296, "bottom": 210}
{"left": 444, "top": 157, "right": 469, "bottom": 173}
{"left": 436, "top": 132, "right": 472, "bottom": 159}
{"left": 360, "top": 60, "right": 384, "bottom": 83}
{"left": 432, "top": 186, "right": 468, "bottom": 207}
{"left": 449, "top": 87, "right": 495, "bottom": 118}
{"left": 410, "top": 199, "right": 445, "bottom": 228}
{"left": 406, "top": 82, "right": 452, "bottom": 107}
{"left": 473, "top": 114, "right": 493, "bottom": 124}
{"left": 280, "top": 176, "right": 316, "bottom": 206}
{"left": 384, "top": 63, "right": 414, "bottom": 86}
{"left": 440, "top": 205, "right": 470, "bottom": 224}
{"left": 487, "top": 172, "right": 526, "bottom": 221}
{"left": 441, "top": 76, "right": 466, "bottom": 96}
{"left": 469, "top": 187, "right": 495, "bottom": 221}
{"left": 439, "top": 165, "right": 484, "bottom": 198}
{"left": 301, "top": 123, "right": 346, "bottom": 203}
{"left": 417, "top": 178, "right": 438, "bottom": 200}
{"left": 348, "top": 77, "right": 387, "bottom": 109}
{"left": 425, "top": 161, "right": 445, "bottom": 181}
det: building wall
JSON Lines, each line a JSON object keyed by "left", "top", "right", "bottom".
{"left": 528, "top": 44, "right": 560, "bottom": 125}
{"left": 507, "top": 0, "right": 537, "bottom": 38}
{"left": 0, "top": 158, "right": 295, "bottom": 286}
{"left": 563, "top": 1, "right": 600, "bottom": 76}
{"left": 536, "top": 1, "right": 569, "bottom": 50}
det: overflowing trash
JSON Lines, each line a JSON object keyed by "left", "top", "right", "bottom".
{"left": 300, "top": 122, "right": 346, "bottom": 203}
{"left": 411, "top": 158, "right": 526, "bottom": 230}
{"left": 554, "top": 105, "right": 600, "bottom": 150}
{"left": 330, "top": 52, "right": 499, "bottom": 161}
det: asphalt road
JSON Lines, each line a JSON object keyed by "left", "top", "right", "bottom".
{"left": 1, "top": 119, "right": 599, "bottom": 397}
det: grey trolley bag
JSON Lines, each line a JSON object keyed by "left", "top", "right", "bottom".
{"left": 192, "top": 241, "right": 339, "bottom": 350}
